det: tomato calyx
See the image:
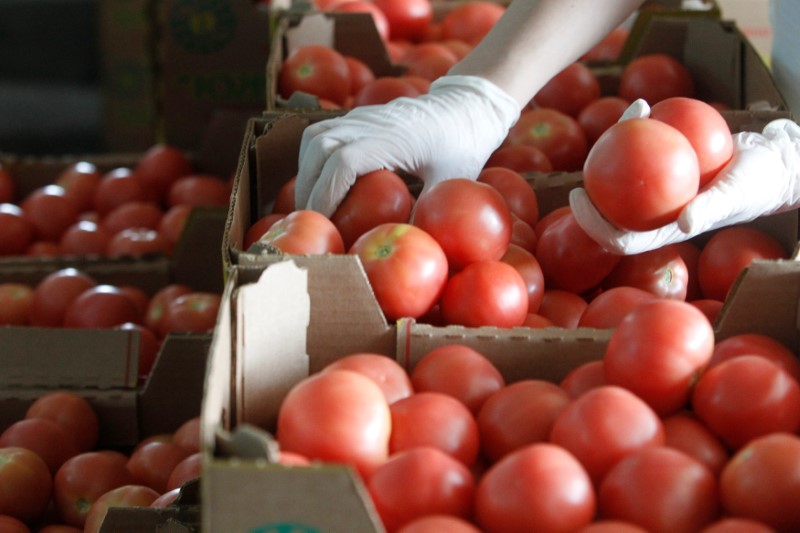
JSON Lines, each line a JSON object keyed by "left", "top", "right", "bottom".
{"left": 529, "top": 123, "right": 553, "bottom": 139}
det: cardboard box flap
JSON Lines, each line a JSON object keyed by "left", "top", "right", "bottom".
{"left": 99, "top": 480, "right": 200, "bottom": 533}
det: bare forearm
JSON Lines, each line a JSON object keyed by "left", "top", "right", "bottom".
{"left": 449, "top": 0, "right": 645, "bottom": 107}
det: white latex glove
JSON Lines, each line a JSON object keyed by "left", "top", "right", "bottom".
{"left": 295, "top": 75, "right": 521, "bottom": 217}
{"left": 570, "top": 110, "right": 800, "bottom": 255}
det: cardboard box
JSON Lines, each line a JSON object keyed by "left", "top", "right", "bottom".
{"left": 98, "top": 478, "right": 201, "bottom": 533}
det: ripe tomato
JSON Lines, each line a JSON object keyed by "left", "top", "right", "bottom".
{"left": 649, "top": 97, "right": 733, "bottom": 187}
{"left": 710, "top": 333, "right": 800, "bottom": 383}
{"left": 353, "top": 76, "right": 421, "bottom": 106}
{"left": 582, "top": 26, "right": 629, "bottom": 62}
{"left": 0, "top": 283, "right": 34, "bottom": 326}
{"left": 0, "top": 515, "right": 31, "bottom": 533}
{"left": 618, "top": 53, "right": 695, "bottom": 104}
{"left": 350, "top": 222, "right": 448, "bottom": 320}
{"left": 397, "top": 515, "right": 480, "bottom": 533}
{"left": 0, "top": 447, "right": 52, "bottom": 524}
{"left": 0, "top": 203, "right": 34, "bottom": 255}
{"left": 602, "top": 243, "right": 689, "bottom": 300}
{"left": 132, "top": 144, "right": 193, "bottom": 204}
{"left": 583, "top": 117, "right": 700, "bottom": 231}
{"left": 439, "top": 0, "right": 504, "bottom": 44}
{"left": 505, "top": 107, "right": 588, "bottom": 171}
{"left": 413, "top": 178, "right": 512, "bottom": 271}
{"left": 258, "top": 209, "right": 345, "bottom": 255}
{"left": 477, "top": 379, "right": 571, "bottom": 462}
{"left": 697, "top": 226, "right": 787, "bottom": 301}
{"left": 537, "top": 289, "right": 588, "bottom": 329}
{"left": 53, "top": 451, "right": 134, "bottom": 528}
{"left": 509, "top": 213, "right": 538, "bottom": 253}
{"left": 477, "top": 166, "right": 538, "bottom": 228}
{"left": 107, "top": 228, "right": 173, "bottom": 257}
{"left": 172, "top": 416, "right": 201, "bottom": 454}
{"left": 167, "top": 174, "right": 230, "bottom": 207}
{"left": 59, "top": 221, "right": 111, "bottom": 256}
{"left": 0, "top": 418, "right": 79, "bottom": 475}
{"left": 277, "top": 369, "right": 391, "bottom": 478}
{"left": 440, "top": 260, "right": 529, "bottom": 328}
{"left": 367, "top": 446, "right": 475, "bottom": 532}
{"left": 101, "top": 201, "right": 163, "bottom": 235}
{"left": 598, "top": 446, "right": 719, "bottom": 533}
{"left": 475, "top": 443, "right": 595, "bottom": 533}
{"left": 400, "top": 43, "right": 458, "bottom": 81}
{"left": 485, "top": 144, "right": 553, "bottom": 173}
{"left": 56, "top": 161, "right": 102, "bottom": 212}
{"left": 535, "top": 211, "right": 621, "bottom": 294}
{"left": 165, "top": 451, "right": 202, "bottom": 491}
{"left": 533, "top": 62, "right": 601, "bottom": 118}
{"left": 674, "top": 240, "right": 703, "bottom": 300}
{"left": 92, "top": 167, "right": 146, "bottom": 216}
{"left": 159, "top": 292, "right": 221, "bottom": 336}
{"left": 662, "top": 411, "right": 729, "bottom": 476}
{"left": 560, "top": 360, "right": 606, "bottom": 399}
{"left": 144, "top": 284, "right": 193, "bottom": 334}
{"left": 499, "top": 244, "right": 545, "bottom": 314}
{"left": 158, "top": 204, "right": 193, "bottom": 247}
{"left": 692, "top": 355, "right": 800, "bottom": 450}
{"left": 603, "top": 299, "right": 715, "bottom": 416}
{"left": 127, "top": 441, "right": 191, "bottom": 493}
{"left": 699, "top": 518, "right": 777, "bottom": 533}
{"left": 332, "top": 169, "right": 414, "bottom": 250}
{"left": 244, "top": 213, "right": 284, "bottom": 250}
{"left": 577, "top": 286, "right": 656, "bottom": 329}
{"left": 279, "top": 45, "right": 351, "bottom": 106}
{"left": 549, "top": 385, "right": 665, "bottom": 485}
{"left": 21, "top": 185, "right": 79, "bottom": 242}
{"left": 322, "top": 353, "right": 413, "bottom": 404}
{"left": 271, "top": 175, "right": 296, "bottom": 214}
{"left": 63, "top": 284, "right": 142, "bottom": 329}
{"left": 150, "top": 488, "right": 181, "bottom": 509}
{"left": 372, "top": 0, "right": 433, "bottom": 42}
{"left": 342, "top": 55, "right": 378, "bottom": 97}
{"left": 577, "top": 96, "right": 631, "bottom": 147}
{"left": 28, "top": 268, "right": 98, "bottom": 327}
{"left": 83, "top": 485, "right": 160, "bottom": 533}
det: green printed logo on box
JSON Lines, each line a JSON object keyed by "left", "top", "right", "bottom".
{"left": 169, "top": 0, "right": 237, "bottom": 55}
{"left": 248, "top": 524, "right": 322, "bottom": 533}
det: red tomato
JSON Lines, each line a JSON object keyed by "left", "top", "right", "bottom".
{"left": 133, "top": 144, "right": 193, "bottom": 204}
{"left": 53, "top": 451, "right": 134, "bottom": 528}
{"left": 692, "top": 355, "right": 800, "bottom": 450}
{"left": 574, "top": 521, "right": 648, "bottom": 533}
{"left": 505, "top": 107, "right": 588, "bottom": 171}
{"left": 350, "top": 222, "right": 448, "bottom": 321}
{"left": 477, "top": 166, "right": 538, "bottom": 228}
{"left": 353, "top": 76, "right": 421, "bottom": 106}
{"left": 172, "top": 416, "right": 201, "bottom": 454}
{"left": 499, "top": 244, "right": 545, "bottom": 315}
{"left": 477, "top": 379, "right": 571, "bottom": 462}
{"left": 62, "top": 284, "right": 142, "bottom": 329}
{"left": 674, "top": 240, "right": 703, "bottom": 300}
{"left": 279, "top": 45, "right": 351, "bottom": 106}
{"left": 549, "top": 385, "right": 665, "bottom": 485}
{"left": 277, "top": 369, "right": 391, "bottom": 478}
{"left": 27, "top": 393, "right": 95, "bottom": 457}
{"left": 167, "top": 174, "right": 230, "bottom": 207}
{"left": 485, "top": 144, "right": 553, "bottom": 173}
{"left": 107, "top": 228, "right": 172, "bottom": 257}
{"left": 535, "top": 211, "right": 621, "bottom": 294}
{"left": 509, "top": 213, "right": 538, "bottom": 253}
{"left": 158, "top": 204, "right": 193, "bottom": 247}
{"left": 603, "top": 299, "right": 715, "bottom": 416}
{"left": 649, "top": 97, "right": 733, "bottom": 187}
{"left": 699, "top": 518, "right": 776, "bottom": 533}
{"left": 0, "top": 447, "right": 52, "bottom": 524}
{"left": 0, "top": 283, "right": 33, "bottom": 326}
{"left": 537, "top": 289, "right": 588, "bottom": 329}
{"left": 59, "top": 220, "right": 111, "bottom": 256}
{"left": 397, "top": 515, "right": 480, "bottom": 533}
{"left": 126, "top": 441, "right": 191, "bottom": 493}
{"left": 83, "top": 485, "right": 160, "bottom": 533}
{"left": 368, "top": 446, "right": 475, "bottom": 532}
{"left": 101, "top": 201, "right": 163, "bottom": 235}
{"left": 582, "top": 26, "right": 629, "bottom": 62}
{"left": 662, "top": 411, "right": 729, "bottom": 476}
{"left": 332, "top": 169, "right": 414, "bottom": 250}
{"left": 534, "top": 205, "right": 571, "bottom": 237}
{"left": 583, "top": 117, "right": 700, "bottom": 231}
{"left": 28, "top": 268, "right": 98, "bottom": 327}
{"left": 697, "top": 226, "right": 787, "bottom": 301}
{"left": 618, "top": 53, "right": 695, "bottom": 104}
{"left": 92, "top": 167, "right": 146, "bottom": 216}
{"left": 410, "top": 344, "right": 504, "bottom": 415}
{"left": 690, "top": 298, "right": 724, "bottom": 324}
{"left": 389, "top": 392, "right": 480, "bottom": 465}
{"left": 533, "top": 62, "right": 601, "bottom": 118}
{"left": 258, "top": 209, "right": 345, "bottom": 255}
{"left": 323, "top": 353, "right": 413, "bottom": 405}
{"left": 440, "top": 260, "right": 529, "bottom": 328}
{"left": 244, "top": 213, "right": 284, "bottom": 250}
{"left": 0, "top": 165, "right": 15, "bottom": 203}
{"left": 602, "top": 243, "right": 689, "bottom": 300}
{"left": 372, "top": 0, "right": 433, "bottom": 42}
{"left": 165, "top": 451, "right": 202, "bottom": 491}
{"left": 413, "top": 178, "right": 512, "bottom": 271}
{"left": 0, "top": 203, "right": 34, "bottom": 255}
{"left": 56, "top": 161, "right": 102, "bottom": 212}
{"left": 577, "top": 96, "right": 631, "bottom": 147}
{"left": 272, "top": 176, "right": 296, "bottom": 214}
{"left": 331, "top": 1, "right": 390, "bottom": 42}
{"left": 0, "top": 516, "right": 31, "bottom": 533}
{"left": 719, "top": 432, "right": 800, "bottom": 531}
{"left": 159, "top": 292, "right": 221, "bottom": 336}
{"left": 439, "top": 0, "right": 504, "bottom": 44}
{"left": 343, "top": 55, "right": 378, "bottom": 96}
{"left": 560, "top": 360, "right": 606, "bottom": 399}
{"left": 577, "top": 286, "right": 656, "bottom": 329}
{"left": 144, "top": 284, "right": 193, "bottom": 335}
{"left": 400, "top": 43, "right": 458, "bottom": 81}
{"left": 150, "top": 488, "right": 181, "bottom": 509}
{"left": 26, "top": 241, "right": 61, "bottom": 257}
{"left": 598, "top": 446, "right": 719, "bottom": 533}
{"left": 0, "top": 418, "right": 79, "bottom": 475}
{"left": 475, "top": 443, "right": 596, "bottom": 533}
{"left": 710, "top": 333, "right": 800, "bottom": 383}
{"left": 21, "top": 185, "right": 79, "bottom": 242}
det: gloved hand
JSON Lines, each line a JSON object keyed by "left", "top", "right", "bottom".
{"left": 570, "top": 106, "right": 800, "bottom": 255}
{"left": 295, "top": 75, "right": 521, "bottom": 217}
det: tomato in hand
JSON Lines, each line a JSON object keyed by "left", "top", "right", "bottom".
{"left": 258, "top": 209, "right": 345, "bottom": 255}
{"left": 618, "top": 53, "right": 695, "bottom": 105}
{"left": 279, "top": 45, "right": 352, "bottom": 106}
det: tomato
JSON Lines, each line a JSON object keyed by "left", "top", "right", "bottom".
{"left": 649, "top": 97, "right": 734, "bottom": 187}
{"left": 574, "top": 521, "right": 648, "bottom": 533}
{"left": 332, "top": 169, "right": 414, "bottom": 250}
{"left": 277, "top": 369, "right": 391, "bottom": 478}
{"left": 440, "top": 260, "right": 529, "bottom": 328}
{"left": 28, "top": 268, "right": 98, "bottom": 327}
{"left": 477, "top": 166, "right": 538, "bottom": 228}
{"left": 497, "top": 244, "right": 544, "bottom": 315}
{"left": 0, "top": 165, "right": 15, "bottom": 203}
{"left": 583, "top": 117, "right": 700, "bottom": 231}
{"left": 0, "top": 515, "right": 31, "bottom": 533}
{"left": 144, "top": 284, "right": 193, "bottom": 335}
{"left": 533, "top": 62, "right": 601, "bottom": 118}
{"left": 126, "top": 441, "right": 191, "bottom": 493}
{"left": 323, "top": 353, "right": 413, "bottom": 404}
{"left": 582, "top": 26, "right": 629, "bottom": 63}
{"left": 93, "top": 167, "right": 146, "bottom": 216}
{"left": 107, "top": 227, "right": 172, "bottom": 257}
{"left": 598, "top": 446, "right": 719, "bottom": 533}
{"left": 413, "top": 178, "right": 511, "bottom": 271}
{"left": 21, "top": 185, "right": 79, "bottom": 242}
{"left": 26, "top": 391, "right": 98, "bottom": 455}
{"left": 549, "top": 385, "right": 665, "bottom": 485}
{"left": 674, "top": 240, "right": 703, "bottom": 300}
{"left": 577, "top": 96, "right": 631, "bottom": 147}
{"left": 577, "top": 286, "right": 656, "bottom": 329}
{"left": 53, "top": 451, "right": 134, "bottom": 528}
{"left": 167, "top": 174, "right": 230, "bottom": 207}
{"left": 697, "top": 226, "right": 787, "bottom": 301}
{"left": 270, "top": 175, "right": 296, "bottom": 215}
{"left": 26, "top": 241, "right": 60, "bottom": 257}
{"left": 662, "top": 411, "right": 729, "bottom": 476}
{"left": 101, "top": 201, "right": 163, "bottom": 235}
{"left": 114, "top": 323, "right": 161, "bottom": 383}
{"left": 56, "top": 161, "right": 102, "bottom": 212}
{"left": 0, "top": 283, "right": 33, "bottom": 326}
{"left": 560, "top": 360, "right": 606, "bottom": 399}
{"left": 367, "top": 446, "right": 474, "bottom": 532}
{"left": 83, "top": 485, "right": 160, "bottom": 533}
{"left": 63, "top": 284, "right": 142, "bottom": 329}
{"left": 353, "top": 76, "right": 421, "bottom": 106}
{"left": 477, "top": 380, "right": 571, "bottom": 463}
{"left": 0, "top": 203, "right": 34, "bottom": 255}
{"left": 535, "top": 211, "right": 621, "bottom": 294}
{"left": 719, "top": 432, "right": 800, "bottom": 531}
{"left": 279, "top": 45, "right": 351, "bottom": 106}
{"left": 0, "top": 447, "right": 52, "bottom": 524}
{"left": 439, "top": 0, "right": 504, "bottom": 44}
{"left": 59, "top": 221, "right": 111, "bottom": 256}
{"left": 258, "top": 209, "right": 345, "bottom": 255}
{"left": 475, "top": 443, "right": 595, "bottom": 533}
{"left": 618, "top": 53, "right": 695, "bottom": 104}
{"left": 692, "top": 355, "right": 800, "bottom": 450}
{"left": 331, "top": 1, "right": 390, "bottom": 42}
{"left": 150, "top": 488, "right": 181, "bottom": 509}
{"left": 509, "top": 214, "right": 538, "bottom": 253}
{"left": 172, "top": 416, "right": 201, "bottom": 454}
{"left": 165, "top": 451, "right": 202, "bottom": 491}
{"left": 485, "top": 144, "right": 553, "bottom": 173}
{"left": 505, "top": 107, "right": 588, "bottom": 171}
{"left": 397, "top": 515, "right": 481, "bottom": 533}
{"left": 603, "top": 243, "right": 689, "bottom": 300}
{"left": 372, "top": 0, "right": 432, "bottom": 42}
{"left": 699, "top": 518, "right": 776, "bottom": 533}
{"left": 244, "top": 213, "right": 284, "bottom": 250}
{"left": 158, "top": 204, "right": 193, "bottom": 247}
{"left": 537, "top": 289, "right": 588, "bottom": 329}
{"left": 400, "top": 43, "right": 459, "bottom": 81}
{"left": 132, "top": 144, "right": 193, "bottom": 205}
{"left": 159, "top": 292, "right": 221, "bottom": 336}
{"left": 603, "top": 299, "right": 714, "bottom": 416}
{"left": 710, "top": 333, "right": 800, "bottom": 383}
{"left": 690, "top": 299, "right": 724, "bottom": 325}
{"left": 0, "top": 418, "right": 79, "bottom": 475}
